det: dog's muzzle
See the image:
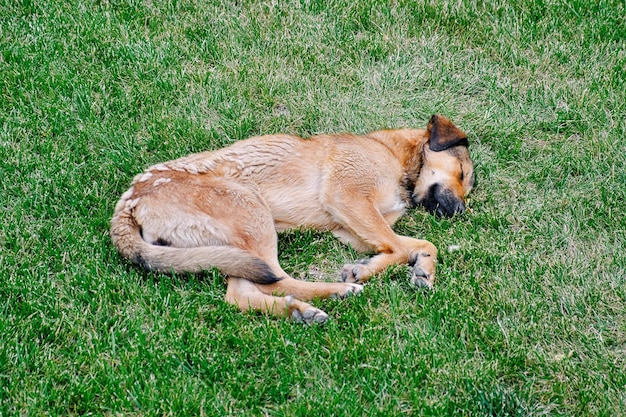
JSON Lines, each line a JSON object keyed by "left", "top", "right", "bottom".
{"left": 416, "top": 184, "right": 466, "bottom": 217}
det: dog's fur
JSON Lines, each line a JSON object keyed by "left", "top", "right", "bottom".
{"left": 111, "top": 115, "right": 474, "bottom": 323}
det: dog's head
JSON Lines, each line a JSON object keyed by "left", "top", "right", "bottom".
{"left": 413, "top": 115, "right": 475, "bottom": 217}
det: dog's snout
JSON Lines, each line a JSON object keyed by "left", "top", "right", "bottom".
{"left": 454, "top": 200, "right": 466, "bottom": 215}
{"left": 438, "top": 197, "right": 465, "bottom": 217}
{"left": 439, "top": 187, "right": 466, "bottom": 217}
{"left": 417, "top": 184, "right": 466, "bottom": 217}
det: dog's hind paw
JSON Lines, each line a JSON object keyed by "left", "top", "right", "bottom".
{"left": 329, "top": 283, "right": 363, "bottom": 299}
{"left": 291, "top": 307, "right": 329, "bottom": 324}
{"left": 285, "top": 296, "right": 329, "bottom": 324}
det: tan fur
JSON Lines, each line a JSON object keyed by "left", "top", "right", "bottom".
{"left": 110, "top": 115, "right": 474, "bottom": 323}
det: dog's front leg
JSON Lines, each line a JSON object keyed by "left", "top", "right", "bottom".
{"left": 404, "top": 236, "right": 438, "bottom": 288}
{"left": 326, "top": 191, "right": 439, "bottom": 285}
{"left": 341, "top": 237, "right": 437, "bottom": 286}
{"left": 343, "top": 235, "right": 438, "bottom": 288}
{"left": 330, "top": 204, "right": 438, "bottom": 286}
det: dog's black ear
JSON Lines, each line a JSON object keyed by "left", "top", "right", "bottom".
{"left": 428, "top": 114, "right": 468, "bottom": 151}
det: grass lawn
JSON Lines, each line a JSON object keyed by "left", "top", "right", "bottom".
{"left": 1, "top": 0, "right": 625, "bottom": 415}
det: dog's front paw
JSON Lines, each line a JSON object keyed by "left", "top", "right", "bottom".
{"left": 411, "top": 265, "right": 434, "bottom": 289}
{"left": 341, "top": 261, "right": 372, "bottom": 283}
{"left": 409, "top": 252, "right": 436, "bottom": 289}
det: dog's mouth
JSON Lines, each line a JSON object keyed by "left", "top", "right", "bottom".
{"left": 415, "top": 184, "right": 466, "bottom": 217}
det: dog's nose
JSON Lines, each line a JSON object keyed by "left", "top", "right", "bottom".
{"left": 439, "top": 200, "right": 465, "bottom": 217}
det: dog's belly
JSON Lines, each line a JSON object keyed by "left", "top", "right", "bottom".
{"left": 266, "top": 184, "right": 408, "bottom": 233}
{"left": 267, "top": 196, "right": 337, "bottom": 232}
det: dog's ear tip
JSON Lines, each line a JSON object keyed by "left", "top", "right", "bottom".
{"left": 427, "top": 114, "right": 439, "bottom": 132}
{"left": 428, "top": 115, "right": 468, "bottom": 151}
{"left": 428, "top": 114, "right": 450, "bottom": 129}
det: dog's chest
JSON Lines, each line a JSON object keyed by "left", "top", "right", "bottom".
{"left": 377, "top": 188, "right": 409, "bottom": 225}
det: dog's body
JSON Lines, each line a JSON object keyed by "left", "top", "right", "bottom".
{"left": 111, "top": 115, "right": 474, "bottom": 323}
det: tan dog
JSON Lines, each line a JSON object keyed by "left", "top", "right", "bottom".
{"left": 111, "top": 115, "right": 474, "bottom": 323}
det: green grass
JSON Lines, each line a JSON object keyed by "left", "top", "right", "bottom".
{"left": 1, "top": 0, "right": 625, "bottom": 415}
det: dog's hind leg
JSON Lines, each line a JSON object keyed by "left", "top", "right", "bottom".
{"left": 225, "top": 277, "right": 330, "bottom": 324}
{"left": 256, "top": 276, "right": 362, "bottom": 301}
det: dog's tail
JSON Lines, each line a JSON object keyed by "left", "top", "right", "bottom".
{"left": 109, "top": 190, "right": 280, "bottom": 284}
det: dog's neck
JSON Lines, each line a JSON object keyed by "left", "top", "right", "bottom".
{"left": 366, "top": 128, "right": 427, "bottom": 179}
{"left": 365, "top": 129, "right": 429, "bottom": 208}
